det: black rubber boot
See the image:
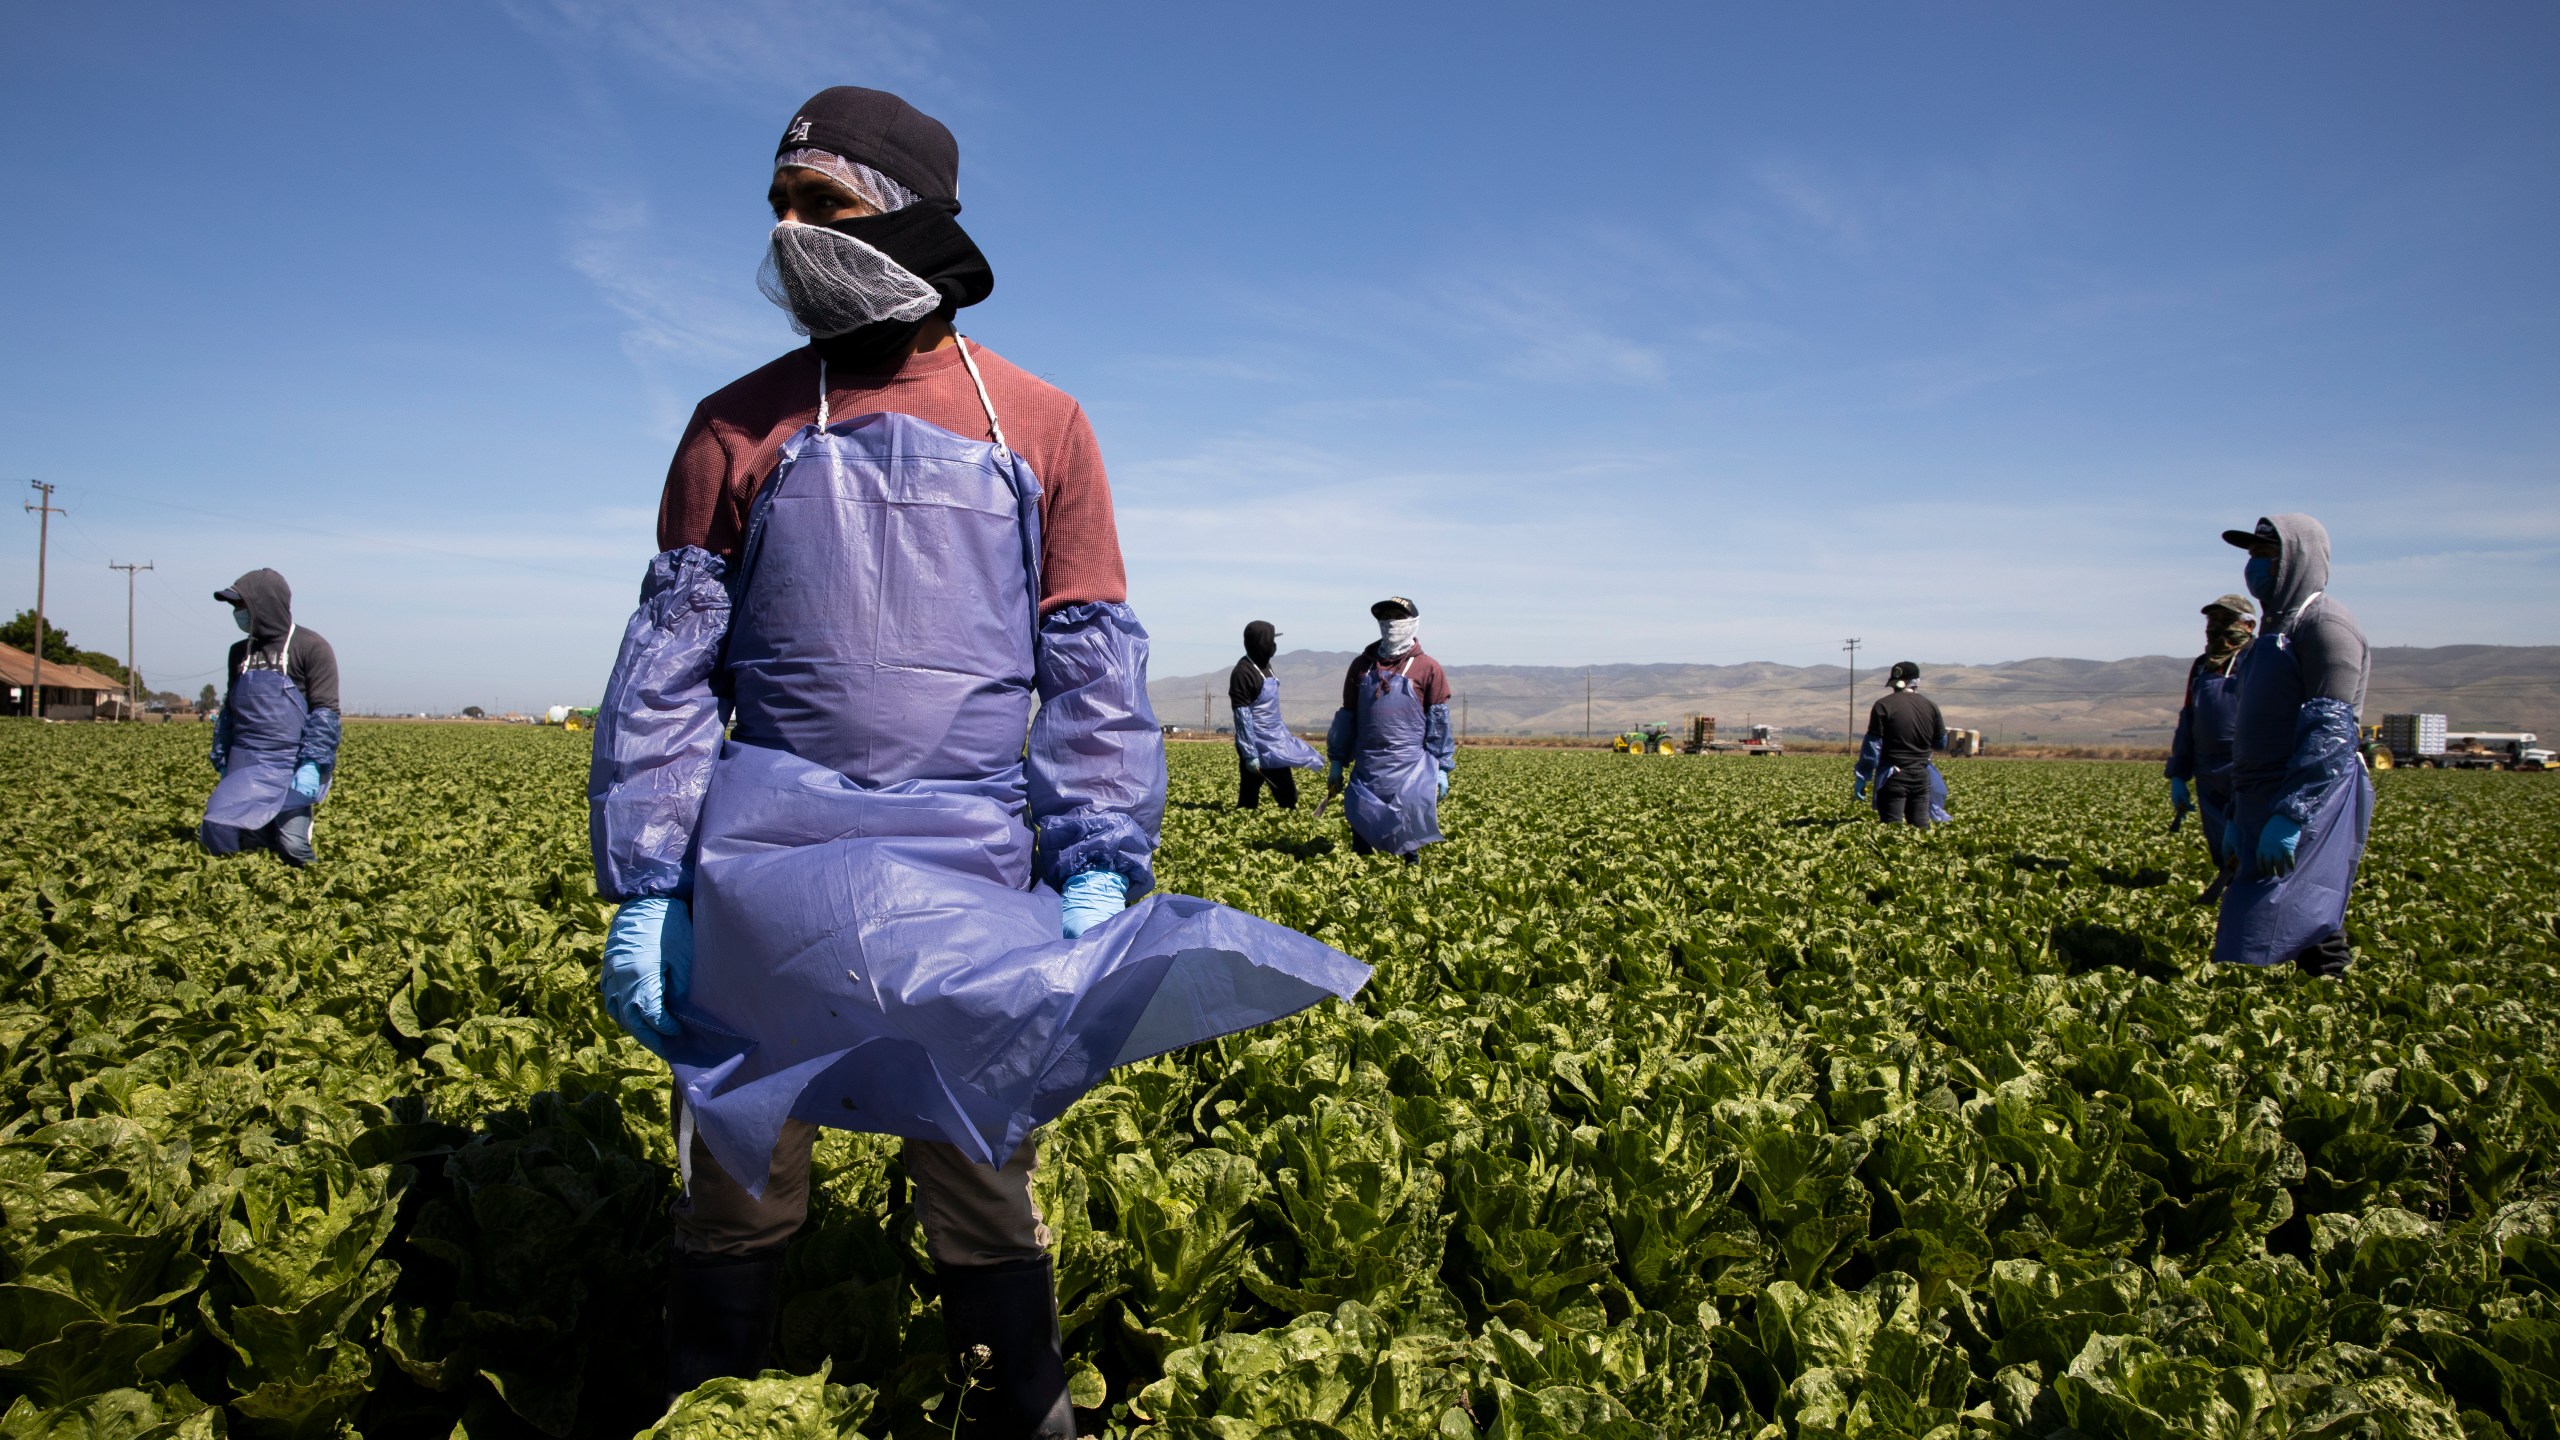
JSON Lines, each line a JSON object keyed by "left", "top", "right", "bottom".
{"left": 938, "top": 1256, "right": 1075, "bottom": 1439}
{"left": 2291, "top": 931, "right": 2353, "bottom": 979}
{"left": 664, "top": 1247, "right": 786, "bottom": 1406}
{"left": 2197, "top": 868, "right": 2230, "bottom": 906}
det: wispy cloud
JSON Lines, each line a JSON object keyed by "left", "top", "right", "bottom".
{"left": 562, "top": 188, "right": 785, "bottom": 425}
{"left": 496, "top": 0, "right": 952, "bottom": 100}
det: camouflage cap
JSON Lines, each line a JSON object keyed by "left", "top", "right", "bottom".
{"left": 2202, "top": 593, "right": 2257, "bottom": 619}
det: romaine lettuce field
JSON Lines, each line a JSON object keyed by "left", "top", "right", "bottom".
{"left": 4, "top": 722, "right": 2556, "bottom": 1440}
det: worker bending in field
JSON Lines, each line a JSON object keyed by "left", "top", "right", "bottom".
{"left": 586, "top": 86, "right": 1366, "bottom": 1431}
{"left": 1326, "top": 596, "right": 1454, "bottom": 861}
{"left": 2213, "top": 514, "right": 2370, "bottom": 977}
{"left": 201, "top": 569, "right": 339, "bottom": 866}
{"left": 1852, "top": 661, "right": 1948, "bottom": 828}
{"left": 2166, "top": 592, "right": 2257, "bottom": 890}
{"left": 1231, "top": 620, "right": 1323, "bottom": 808}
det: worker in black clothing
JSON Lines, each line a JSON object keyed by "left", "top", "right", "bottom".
{"left": 1852, "top": 660, "right": 1948, "bottom": 828}
{"left": 1229, "top": 620, "right": 1323, "bottom": 807}
{"left": 2165, "top": 593, "right": 2256, "bottom": 880}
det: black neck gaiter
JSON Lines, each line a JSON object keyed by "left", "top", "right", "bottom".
{"left": 810, "top": 199, "right": 995, "bottom": 370}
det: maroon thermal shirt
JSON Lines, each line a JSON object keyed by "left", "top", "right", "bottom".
{"left": 656, "top": 339, "right": 1129, "bottom": 612}
{"left": 1340, "top": 644, "right": 1451, "bottom": 709}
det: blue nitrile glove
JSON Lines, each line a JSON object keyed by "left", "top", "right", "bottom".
{"left": 2256, "top": 815, "right": 2303, "bottom": 876}
{"left": 1060, "top": 870, "right": 1128, "bottom": 939}
{"left": 292, "top": 762, "right": 324, "bottom": 801}
{"left": 1436, "top": 769, "right": 1451, "bottom": 798}
{"left": 602, "top": 897, "right": 692, "bottom": 1058}
{"left": 2169, "top": 776, "right": 2191, "bottom": 812}
{"left": 2222, "top": 820, "right": 2241, "bottom": 862}
{"left": 1852, "top": 775, "right": 1869, "bottom": 801}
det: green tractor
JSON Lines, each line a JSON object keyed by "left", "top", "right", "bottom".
{"left": 1612, "top": 722, "right": 1676, "bottom": 755}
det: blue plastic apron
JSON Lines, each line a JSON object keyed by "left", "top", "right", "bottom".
{"left": 2189, "top": 667, "right": 2241, "bottom": 867}
{"left": 1342, "top": 660, "right": 1442, "bottom": 855}
{"left": 202, "top": 628, "right": 311, "bottom": 847}
{"left": 1236, "top": 670, "right": 1322, "bottom": 772}
{"left": 668, "top": 343, "right": 1370, "bottom": 1186}
{"left": 2211, "top": 626, "right": 2372, "bottom": 967}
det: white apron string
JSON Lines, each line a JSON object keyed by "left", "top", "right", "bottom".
{"left": 815, "top": 340, "right": 1008, "bottom": 453}
{"left": 955, "top": 334, "right": 1010, "bottom": 453}
{"left": 676, "top": 1099, "right": 696, "bottom": 1195}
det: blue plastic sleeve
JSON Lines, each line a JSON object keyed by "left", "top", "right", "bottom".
{"left": 2165, "top": 688, "right": 2197, "bottom": 780}
{"left": 295, "top": 707, "right": 342, "bottom": 771}
{"left": 1425, "top": 703, "right": 1455, "bottom": 770}
{"left": 209, "top": 703, "right": 232, "bottom": 771}
{"left": 1853, "top": 735, "right": 1882, "bottom": 785}
{"left": 1027, "top": 601, "right": 1164, "bottom": 897}
{"left": 1326, "top": 707, "right": 1355, "bottom": 768}
{"left": 2273, "top": 697, "right": 2360, "bottom": 826}
{"left": 1232, "top": 704, "right": 1257, "bottom": 755}
{"left": 588, "top": 547, "right": 731, "bottom": 903}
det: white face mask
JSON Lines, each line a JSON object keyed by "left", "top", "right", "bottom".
{"left": 1377, "top": 616, "right": 1419, "bottom": 659}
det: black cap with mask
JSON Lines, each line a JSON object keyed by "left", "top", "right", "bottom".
{"left": 775, "top": 86, "right": 993, "bottom": 371}
{"left": 1888, "top": 661, "right": 1920, "bottom": 688}
{"left": 1243, "top": 621, "right": 1279, "bottom": 665}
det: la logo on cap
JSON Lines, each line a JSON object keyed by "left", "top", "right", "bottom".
{"left": 787, "top": 117, "right": 813, "bottom": 142}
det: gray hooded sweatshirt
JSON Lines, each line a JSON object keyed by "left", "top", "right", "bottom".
{"left": 222, "top": 569, "right": 339, "bottom": 712}
{"left": 2230, "top": 513, "right": 2367, "bottom": 787}
{"left": 214, "top": 568, "right": 343, "bottom": 775}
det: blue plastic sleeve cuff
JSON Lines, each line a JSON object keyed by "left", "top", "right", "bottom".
{"left": 589, "top": 547, "right": 731, "bottom": 902}
{"left": 1027, "top": 602, "right": 1164, "bottom": 896}
{"left": 2273, "top": 697, "right": 2361, "bottom": 826}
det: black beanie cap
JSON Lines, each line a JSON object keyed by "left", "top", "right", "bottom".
{"left": 779, "top": 87, "right": 959, "bottom": 203}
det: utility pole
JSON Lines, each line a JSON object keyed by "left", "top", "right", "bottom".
{"left": 109, "top": 561, "right": 153, "bottom": 718}
{"left": 1584, "top": 668, "right": 1592, "bottom": 742}
{"left": 1460, "top": 691, "right": 1468, "bottom": 744}
{"left": 1841, "top": 638, "right": 1862, "bottom": 746}
{"left": 24, "top": 482, "right": 64, "bottom": 719}
{"left": 1201, "top": 688, "right": 1210, "bottom": 733}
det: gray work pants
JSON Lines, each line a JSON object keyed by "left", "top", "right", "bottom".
{"left": 669, "top": 1099, "right": 1049, "bottom": 1266}
{"left": 203, "top": 811, "right": 316, "bottom": 866}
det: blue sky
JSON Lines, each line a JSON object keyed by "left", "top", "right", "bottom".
{"left": 4, "top": 2, "right": 2553, "bottom": 712}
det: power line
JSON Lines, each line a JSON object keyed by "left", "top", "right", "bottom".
{"left": 57, "top": 481, "right": 629, "bottom": 582}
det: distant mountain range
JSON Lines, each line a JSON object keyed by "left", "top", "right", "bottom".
{"left": 1149, "top": 646, "right": 2560, "bottom": 746}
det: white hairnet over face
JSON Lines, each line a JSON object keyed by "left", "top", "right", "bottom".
{"left": 776, "top": 148, "right": 917, "bottom": 214}
{"left": 758, "top": 223, "right": 942, "bottom": 337}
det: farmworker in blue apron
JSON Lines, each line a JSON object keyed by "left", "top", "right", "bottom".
{"left": 200, "top": 569, "right": 340, "bottom": 866}
{"left": 2165, "top": 592, "right": 2256, "bottom": 886}
{"left": 1852, "top": 661, "right": 1949, "bottom": 827}
{"left": 1230, "top": 620, "right": 1322, "bottom": 808}
{"left": 2213, "top": 514, "right": 2371, "bottom": 977}
{"left": 586, "top": 86, "right": 1369, "bottom": 1431}
{"left": 1325, "top": 596, "right": 1455, "bottom": 861}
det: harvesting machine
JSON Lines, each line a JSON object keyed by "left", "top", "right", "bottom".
{"left": 2371, "top": 713, "right": 2553, "bottom": 771}
{"left": 1683, "top": 715, "right": 1783, "bottom": 756}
